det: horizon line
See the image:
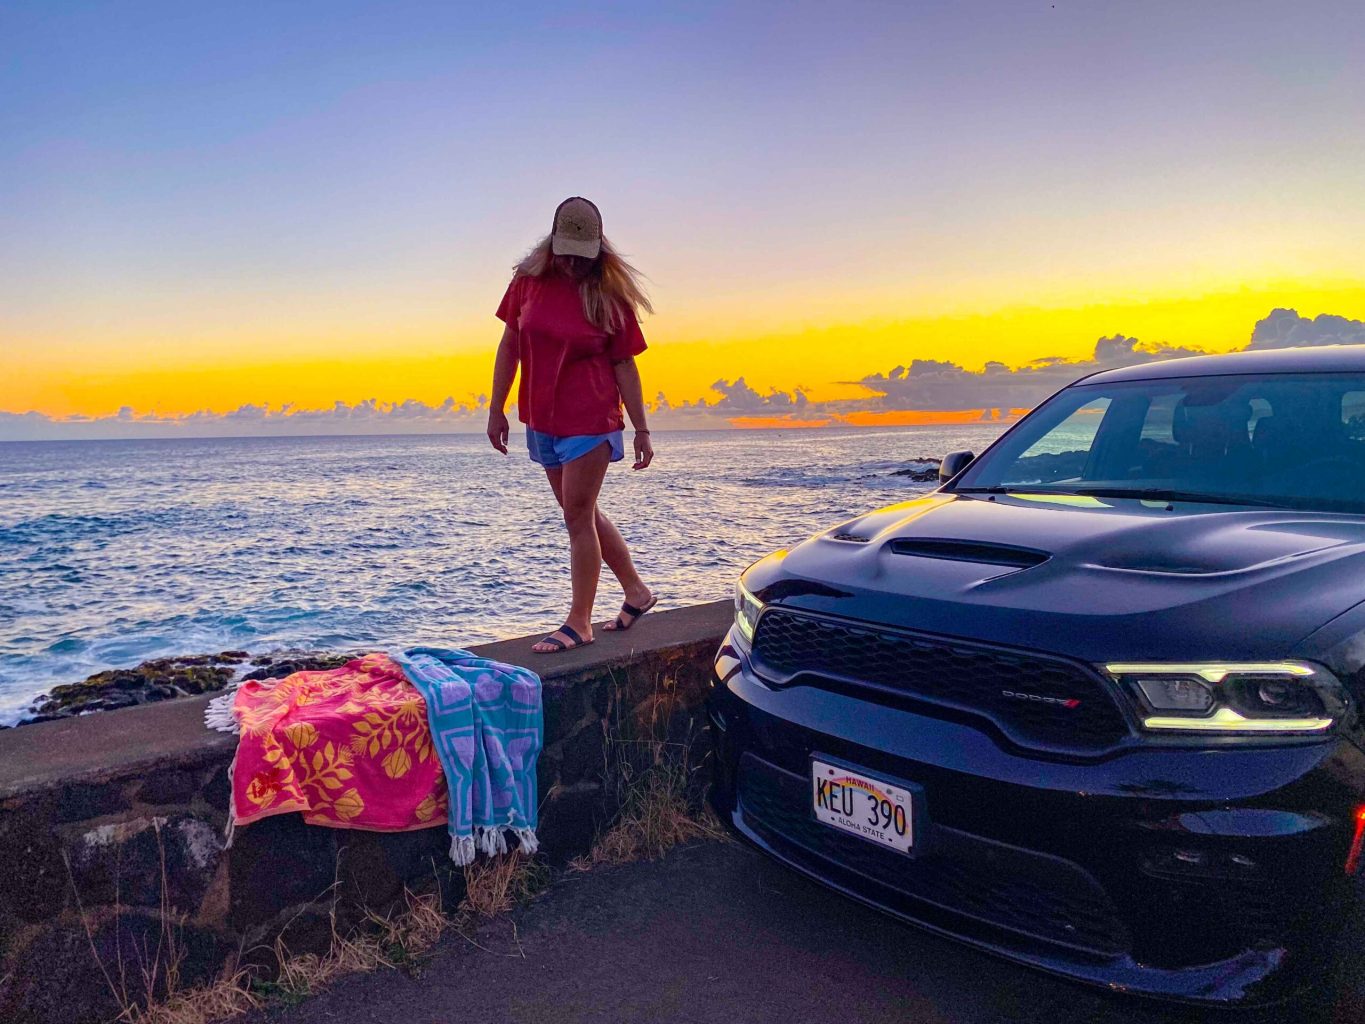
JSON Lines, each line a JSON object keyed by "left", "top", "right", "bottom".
{"left": 0, "top": 421, "right": 1015, "bottom": 446}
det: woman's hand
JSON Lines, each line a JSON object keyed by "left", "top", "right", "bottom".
{"left": 487, "top": 410, "right": 509, "bottom": 454}
{"left": 632, "top": 429, "right": 654, "bottom": 470}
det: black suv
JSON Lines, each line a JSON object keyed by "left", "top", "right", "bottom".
{"left": 708, "top": 346, "right": 1365, "bottom": 1006}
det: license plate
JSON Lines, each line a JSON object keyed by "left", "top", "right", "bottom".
{"left": 811, "top": 759, "right": 914, "bottom": 854}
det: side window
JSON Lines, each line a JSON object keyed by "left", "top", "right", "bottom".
{"left": 1000, "top": 398, "right": 1111, "bottom": 484}
{"left": 1247, "top": 397, "right": 1273, "bottom": 438}
{"left": 1139, "top": 393, "right": 1180, "bottom": 443}
{"left": 1344, "top": 391, "right": 1365, "bottom": 442}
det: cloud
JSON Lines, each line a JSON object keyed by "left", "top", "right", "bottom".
{"left": 0, "top": 396, "right": 490, "bottom": 441}
{"left": 1245, "top": 308, "right": 1365, "bottom": 350}
{"left": 6, "top": 309, "right": 1362, "bottom": 440}
{"left": 851, "top": 335, "right": 1205, "bottom": 412}
{"left": 706, "top": 377, "right": 812, "bottom": 412}
{"left": 647, "top": 376, "right": 826, "bottom": 426}
{"left": 844, "top": 307, "right": 1365, "bottom": 418}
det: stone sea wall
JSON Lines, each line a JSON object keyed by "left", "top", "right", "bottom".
{"left": 0, "top": 600, "right": 732, "bottom": 1024}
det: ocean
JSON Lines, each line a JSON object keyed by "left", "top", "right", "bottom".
{"left": 0, "top": 424, "right": 1007, "bottom": 722}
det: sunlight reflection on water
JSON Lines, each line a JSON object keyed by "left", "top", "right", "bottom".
{"left": 0, "top": 425, "right": 1007, "bottom": 719}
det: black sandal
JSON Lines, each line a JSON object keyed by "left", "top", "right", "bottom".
{"left": 533, "top": 623, "right": 593, "bottom": 653}
{"left": 604, "top": 595, "right": 658, "bottom": 632}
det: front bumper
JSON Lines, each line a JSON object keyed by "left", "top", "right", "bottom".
{"left": 708, "top": 628, "right": 1365, "bottom": 1006}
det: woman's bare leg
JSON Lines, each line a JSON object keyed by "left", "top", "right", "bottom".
{"left": 594, "top": 510, "right": 652, "bottom": 627}
{"left": 543, "top": 468, "right": 652, "bottom": 625}
{"left": 532, "top": 444, "right": 611, "bottom": 651}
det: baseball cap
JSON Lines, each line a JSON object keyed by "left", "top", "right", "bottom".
{"left": 550, "top": 197, "right": 603, "bottom": 259}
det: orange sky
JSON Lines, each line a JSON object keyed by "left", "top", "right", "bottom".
{"left": 7, "top": 279, "right": 1364, "bottom": 423}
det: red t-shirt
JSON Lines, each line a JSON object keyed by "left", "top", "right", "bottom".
{"left": 496, "top": 272, "right": 647, "bottom": 436}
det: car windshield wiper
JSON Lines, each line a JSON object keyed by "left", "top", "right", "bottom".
{"left": 1069, "top": 487, "right": 1302, "bottom": 510}
{"left": 955, "top": 485, "right": 1307, "bottom": 510}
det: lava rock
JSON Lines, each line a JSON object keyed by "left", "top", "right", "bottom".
{"left": 0, "top": 798, "right": 68, "bottom": 923}
{"left": 136, "top": 768, "right": 201, "bottom": 807}
{"left": 536, "top": 781, "right": 611, "bottom": 864}
{"left": 19, "top": 648, "right": 354, "bottom": 726}
{"left": 228, "top": 814, "right": 338, "bottom": 932}
{"left": 68, "top": 815, "right": 224, "bottom": 913}
{"left": 27, "top": 652, "right": 247, "bottom": 720}
{"left": 242, "top": 651, "right": 352, "bottom": 681}
{"left": 557, "top": 720, "right": 608, "bottom": 787}
{"left": 889, "top": 458, "right": 942, "bottom": 482}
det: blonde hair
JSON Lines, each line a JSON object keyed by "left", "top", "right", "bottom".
{"left": 514, "top": 235, "right": 653, "bottom": 332}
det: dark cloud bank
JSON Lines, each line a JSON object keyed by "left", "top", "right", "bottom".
{"left": 5, "top": 309, "right": 1364, "bottom": 440}
{"left": 665, "top": 307, "right": 1365, "bottom": 425}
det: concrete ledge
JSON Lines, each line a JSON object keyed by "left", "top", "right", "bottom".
{"left": 0, "top": 600, "right": 732, "bottom": 798}
{"left": 0, "top": 600, "right": 733, "bottom": 1024}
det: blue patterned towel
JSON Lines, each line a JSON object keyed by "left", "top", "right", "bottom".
{"left": 390, "top": 647, "right": 542, "bottom": 865}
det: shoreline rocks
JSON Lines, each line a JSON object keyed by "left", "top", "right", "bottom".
{"left": 889, "top": 457, "right": 942, "bottom": 482}
{"left": 19, "top": 649, "right": 354, "bottom": 726}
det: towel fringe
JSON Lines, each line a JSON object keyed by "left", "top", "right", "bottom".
{"left": 204, "top": 687, "right": 241, "bottom": 734}
{"left": 454, "top": 825, "right": 539, "bottom": 862}
{"left": 512, "top": 827, "right": 539, "bottom": 856}
{"left": 474, "top": 825, "right": 508, "bottom": 857}
{"left": 450, "top": 834, "right": 476, "bottom": 866}
{"left": 207, "top": 682, "right": 242, "bottom": 848}
{"left": 222, "top": 746, "right": 240, "bottom": 849}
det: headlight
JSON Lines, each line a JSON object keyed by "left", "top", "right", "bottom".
{"left": 1104, "top": 662, "right": 1347, "bottom": 734}
{"left": 734, "top": 579, "right": 764, "bottom": 643}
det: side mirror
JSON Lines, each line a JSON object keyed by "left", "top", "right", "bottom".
{"left": 939, "top": 450, "right": 975, "bottom": 483}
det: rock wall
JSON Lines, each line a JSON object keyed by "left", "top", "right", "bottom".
{"left": 0, "top": 601, "right": 731, "bottom": 1024}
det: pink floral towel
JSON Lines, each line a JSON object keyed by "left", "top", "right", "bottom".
{"left": 225, "top": 653, "right": 448, "bottom": 833}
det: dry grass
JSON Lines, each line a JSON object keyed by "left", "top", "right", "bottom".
{"left": 375, "top": 887, "right": 448, "bottom": 957}
{"left": 95, "top": 848, "right": 558, "bottom": 1022}
{"left": 127, "top": 968, "right": 261, "bottom": 1024}
{"left": 570, "top": 744, "right": 726, "bottom": 872}
{"left": 569, "top": 762, "right": 725, "bottom": 871}
{"left": 566, "top": 671, "right": 726, "bottom": 873}
{"left": 69, "top": 826, "right": 457, "bottom": 1023}
{"left": 80, "top": 840, "right": 555, "bottom": 1022}
{"left": 257, "top": 853, "right": 549, "bottom": 1007}
{"left": 458, "top": 850, "right": 549, "bottom": 920}
{"left": 262, "top": 885, "right": 451, "bottom": 1003}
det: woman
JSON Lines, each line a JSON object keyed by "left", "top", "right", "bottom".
{"left": 486, "top": 196, "right": 657, "bottom": 653}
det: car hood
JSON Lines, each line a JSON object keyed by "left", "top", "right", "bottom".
{"left": 757, "top": 493, "right": 1365, "bottom": 663}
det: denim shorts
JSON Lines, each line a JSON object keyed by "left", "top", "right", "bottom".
{"left": 525, "top": 429, "right": 624, "bottom": 469}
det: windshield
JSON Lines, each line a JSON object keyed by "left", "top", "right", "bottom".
{"left": 952, "top": 371, "right": 1365, "bottom": 514}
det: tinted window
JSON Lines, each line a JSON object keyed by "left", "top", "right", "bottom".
{"left": 1345, "top": 391, "right": 1365, "bottom": 440}
{"left": 954, "top": 372, "right": 1365, "bottom": 513}
{"left": 1001, "top": 398, "right": 1109, "bottom": 485}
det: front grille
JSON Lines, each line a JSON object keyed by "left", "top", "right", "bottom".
{"left": 1145, "top": 873, "right": 1283, "bottom": 959}
{"left": 738, "top": 753, "right": 1131, "bottom": 957}
{"left": 750, "top": 609, "right": 1129, "bottom": 752}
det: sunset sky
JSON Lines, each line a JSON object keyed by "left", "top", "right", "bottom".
{"left": 3, "top": 1, "right": 1364, "bottom": 436}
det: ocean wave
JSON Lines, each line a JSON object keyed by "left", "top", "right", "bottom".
{"left": 0, "top": 426, "right": 1005, "bottom": 715}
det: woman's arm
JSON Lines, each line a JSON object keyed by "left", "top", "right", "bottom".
{"left": 486, "top": 324, "right": 518, "bottom": 453}
{"left": 613, "top": 357, "right": 653, "bottom": 470}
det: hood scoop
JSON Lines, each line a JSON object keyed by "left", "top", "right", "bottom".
{"left": 889, "top": 538, "right": 1050, "bottom": 569}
